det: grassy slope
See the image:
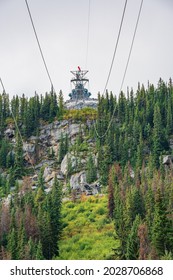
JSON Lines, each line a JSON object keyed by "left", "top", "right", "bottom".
{"left": 57, "top": 195, "right": 119, "bottom": 260}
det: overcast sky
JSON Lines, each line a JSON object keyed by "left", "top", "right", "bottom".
{"left": 0, "top": 0, "right": 173, "bottom": 100}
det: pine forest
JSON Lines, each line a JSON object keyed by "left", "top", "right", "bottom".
{"left": 0, "top": 78, "right": 173, "bottom": 260}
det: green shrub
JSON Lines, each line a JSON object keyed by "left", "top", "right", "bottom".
{"left": 95, "top": 206, "right": 106, "bottom": 215}
{"left": 66, "top": 202, "right": 75, "bottom": 208}
{"left": 79, "top": 240, "right": 92, "bottom": 251}
{"left": 67, "top": 213, "right": 77, "bottom": 221}
{"left": 96, "top": 217, "right": 108, "bottom": 230}
{"left": 77, "top": 205, "right": 85, "bottom": 213}
{"left": 71, "top": 235, "right": 81, "bottom": 243}
{"left": 88, "top": 213, "right": 96, "bottom": 222}
{"left": 58, "top": 195, "right": 118, "bottom": 260}
{"left": 62, "top": 221, "right": 69, "bottom": 228}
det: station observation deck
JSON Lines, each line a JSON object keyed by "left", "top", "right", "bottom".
{"left": 69, "top": 66, "right": 91, "bottom": 101}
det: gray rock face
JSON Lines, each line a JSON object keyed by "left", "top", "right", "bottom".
{"left": 70, "top": 171, "right": 87, "bottom": 190}
{"left": 84, "top": 182, "right": 101, "bottom": 195}
{"left": 35, "top": 160, "right": 55, "bottom": 170}
{"left": 163, "top": 155, "right": 173, "bottom": 165}
{"left": 4, "top": 128, "right": 15, "bottom": 138}
{"left": 22, "top": 143, "right": 36, "bottom": 165}
{"left": 65, "top": 98, "right": 98, "bottom": 110}
{"left": 68, "top": 123, "right": 82, "bottom": 138}
{"left": 43, "top": 166, "right": 52, "bottom": 180}
{"left": 23, "top": 143, "right": 35, "bottom": 153}
{"left": 45, "top": 171, "right": 56, "bottom": 183}
{"left": 70, "top": 171, "right": 101, "bottom": 195}
{"left": 56, "top": 171, "right": 64, "bottom": 180}
{"left": 51, "top": 123, "right": 82, "bottom": 142}
{"left": 60, "top": 153, "right": 78, "bottom": 175}
{"left": 39, "top": 121, "right": 82, "bottom": 146}
{"left": 29, "top": 136, "right": 39, "bottom": 143}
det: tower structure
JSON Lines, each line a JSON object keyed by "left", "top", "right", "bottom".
{"left": 69, "top": 66, "right": 91, "bottom": 101}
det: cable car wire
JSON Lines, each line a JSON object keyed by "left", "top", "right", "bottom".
{"left": 0, "top": 77, "right": 5, "bottom": 93}
{"left": 24, "top": 0, "right": 55, "bottom": 92}
{"left": 120, "top": 0, "right": 144, "bottom": 92}
{"left": 94, "top": 0, "right": 144, "bottom": 139}
{"left": 103, "top": 0, "right": 128, "bottom": 95}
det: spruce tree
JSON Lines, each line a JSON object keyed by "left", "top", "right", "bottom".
{"left": 126, "top": 215, "right": 141, "bottom": 260}
{"left": 151, "top": 189, "right": 173, "bottom": 257}
{"left": 153, "top": 104, "right": 163, "bottom": 168}
{"left": 108, "top": 166, "right": 115, "bottom": 219}
{"left": 136, "top": 132, "right": 144, "bottom": 169}
{"left": 7, "top": 228, "right": 17, "bottom": 259}
{"left": 49, "top": 176, "right": 62, "bottom": 257}
{"left": 166, "top": 95, "right": 172, "bottom": 135}
{"left": 36, "top": 240, "right": 44, "bottom": 260}
{"left": 0, "top": 139, "right": 9, "bottom": 168}
{"left": 86, "top": 154, "right": 97, "bottom": 184}
{"left": 17, "top": 223, "right": 27, "bottom": 259}
{"left": 58, "top": 133, "right": 65, "bottom": 163}
{"left": 138, "top": 223, "right": 149, "bottom": 260}
{"left": 14, "top": 132, "right": 24, "bottom": 179}
{"left": 58, "top": 90, "right": 64, "bottom": 119}
{"left": 37, "top": 167, "right": 45, "bottom": 191}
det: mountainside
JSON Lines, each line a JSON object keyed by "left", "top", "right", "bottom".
{"left": 2, "top": 116, "right": 99, "bottom": 198}
{"left": 0, "top": 78, "right": 173, "bottom": 260}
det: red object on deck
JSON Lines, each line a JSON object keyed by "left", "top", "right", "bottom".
{"left": 78, "top": 66, "right": 81, "bottom": 71}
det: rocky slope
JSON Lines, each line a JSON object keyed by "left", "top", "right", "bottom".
{"left": 4, "top": 118, "right": 100, "bottom": 199}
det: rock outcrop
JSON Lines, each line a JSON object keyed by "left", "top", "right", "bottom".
{"left": 162, "top": 155, "right": 173, "bottom": 165}
{"left": 60, "top": 153, "right": 85, "bottom": 176}
{"left": 4, "top": 128, "right": 15, "bottom": 138}
{"left": 65, "top": 98, "right": 98, "bottom": 110}
{"left": 3, "top": 117, "right": 100, "bottom": 197}
{"left": 70, "top": 171, "right": 101, "bottom": 195}
{"left": 39, "top": 120, "right": 83, "bottom": 145}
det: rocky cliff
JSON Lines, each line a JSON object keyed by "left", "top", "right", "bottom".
{"left": 4, "top": 118, "right": 100, "bottom": 198}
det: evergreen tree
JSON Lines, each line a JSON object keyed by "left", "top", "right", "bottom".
{"left": 13, "top": 132, "right": 24, "bottom": 179}
{"left": 26, "top": 237, "right": 36, "bottom": 260}
{"left": 86, "top": 154, "right": 97, "bottom": 184}
{"left": 49, "top": 176, "right": 62, "bottom": 256}
{"left": 7, "top": 228, "right": 17, "bottom": 259}
{"left": 138, "top": 223, "right": 149, "bottom": 260}
{"left": 152, "top": 104, "right": 163, "bottom": 168}
{"left": 58, "top": 90, "right": 64, "bottom": 119}
{"left": 166, "top": 94, "right": 172, "bottom": 135}
{"left": 58, "top": 133, "right": 65, "bottom": 163}
{"left": 108, "top": 165, "right": 115, "bottom": 219}
{"left": 36, "top": 240, "right": 44, "bottom": 260}
{"left": 67, "top": 155, "right": 73, "bottom": 178}
{"left": 151, "top": 189, "right": 173, "bottom": 257}
{"left": 37, "top": 167, "right": 45, "bottom": 191}
{"left": 38, "top": 208, "right": 54, "bottom": 259}
{"left": 49, "top": 90, "right": 58, "bottom": 121}
{"left": 17, "top": 223, "right": 27, "bottom": 259}
{"left": 131, "top": 187, "right": 145, "bottom": 221}
{"left": 0, "top": 139, "right": 9, "bottom": 168}
{"left": 126, "top": 215, "right": 141, "bottom": 260}
{"left": 136, "top": 132, "right": 144, "bottom": 169}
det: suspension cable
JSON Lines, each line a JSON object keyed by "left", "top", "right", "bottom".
{"left": 103, "top": 0, "right": 128, "bottom": 95}
{"left": 24, "top": 0, "right": 55, "bottom": 92}
{"left": 0, "top": 78, "right": 5, "bottom": 93}
{"left": 0, "top": 77, "right": 36, "bottom": 172}
{"left": 120, "top": 0, "right": 144, "bottom": 91}
{"left": 94, "top": 0, "right": 144, "bottom": 139}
